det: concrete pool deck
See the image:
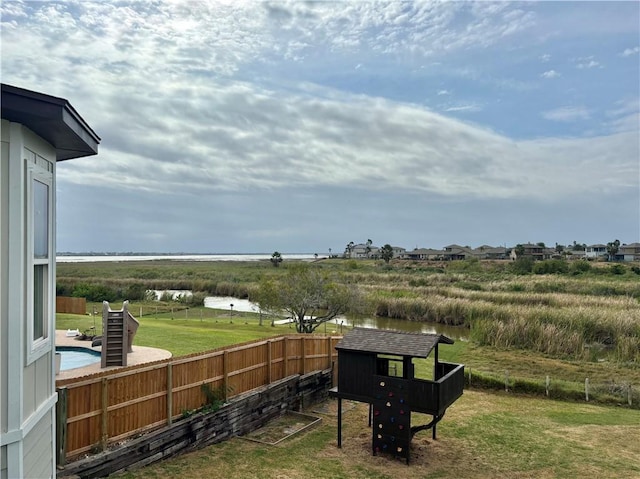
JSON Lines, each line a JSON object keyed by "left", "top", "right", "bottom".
{"left": 55, "top": 330, "right": 172, "bottom": 380}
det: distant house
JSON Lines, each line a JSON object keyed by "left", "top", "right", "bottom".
{"left": 403, "top": 248, "right": 443, "bottom": 260}
{"left": 585, "top": 244, "right": 607, "bottom": 260}
{"left": 473, "top": 245, "right": 507, "bottom": 260}
{"left": 1, "top": 84, "right": 100, "bottom": 478}
{"left": 442, "top": 244, "right": 473, "bottom": 261}
{"left": 391, "top": 246, "right": 406, "bottom": 258}
{"left": 565, "top": 249, "right": 587, "bottom": 260}
{"left": 511, "top": 243, "right": 547, "bottom": 261}
{"left": 617, "top": 243, "right": 640, "bottom": 262}
{"left": 349, "top": 243, "right": 378, "bottom": 259}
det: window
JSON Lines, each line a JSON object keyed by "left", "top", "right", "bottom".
{"left": 27, "top": 164, "right": 53, "bottom": 361}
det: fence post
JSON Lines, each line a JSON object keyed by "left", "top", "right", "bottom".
{"left": 505, "top": 370, "right": 509, "bottom": 392}
{"left": 267, "top": 340, "right": 272, "bottom": 384}
{"left": 55, "top": 387, "right": 68, "bottom": 466}
{"left": 628, "top": 384, "right": 633, "bottom": 407}
{"left": 545, "top": 376, "right": 550, "bottom": 397}
{"left": 284, "top": 337, "right": 289, "bottom": 377}
{"left": 223, "top": 350, "right": 229, "bottom": 401}
{"left": 585, "top": 378, "right": 589, "bottom": 402}
{"left": 101, "top": 377, "right": 109, "bottom": 451}
{"left": 327, "top": 336, "right": 332, "bottom": 370}
{"left": 167, "top": 363, "right": 173, "bottom": 425}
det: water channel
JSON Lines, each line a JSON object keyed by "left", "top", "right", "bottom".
{"left": 204, "top": 296, "right": 469, "bottom": 341}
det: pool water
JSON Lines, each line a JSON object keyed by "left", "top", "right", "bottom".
{"left": 56, "top": 346, "right": 101, "bottom": 371}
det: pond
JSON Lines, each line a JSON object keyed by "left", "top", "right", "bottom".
{"left": 204, "top": 296, "right": 469, "bottom": 341}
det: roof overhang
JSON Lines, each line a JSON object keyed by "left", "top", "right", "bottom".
{"left": 335, "top": 327, "right": 454, "bottom": 358}
{"left": 1, "top": 83, "right": 100, "bottom": 161}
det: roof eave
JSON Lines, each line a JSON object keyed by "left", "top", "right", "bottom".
{"left": 1, "top": 83, "right": 100, "bottom": 161}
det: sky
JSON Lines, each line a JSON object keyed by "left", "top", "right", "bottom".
{"left": 1, "top": 1, "right": 639, "bottom": 254}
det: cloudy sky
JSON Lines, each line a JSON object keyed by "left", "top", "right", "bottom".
{"left": 2, "top": 1, "right": 638, "bottom": 254}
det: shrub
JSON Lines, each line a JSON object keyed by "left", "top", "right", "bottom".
{"left": 511, "top": 257, "right": 533, "bottom": 274}
{"left": 72, "top": 283, "right": 118, "bottom": 302}
{"left": 609, "top": 264, "right": 626, "bottom": 275}
{"left": 570, "top": 260, "right": 592, "bottom": 275}
{"left": 533, "top": 259, "right": 569, "bottom": 275}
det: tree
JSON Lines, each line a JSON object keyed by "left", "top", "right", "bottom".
{"left": 255, "top": 264, "right": 360, "bottom": 333}
{"left": 270, "top": 251, "right": 283, "bottom": 267}
{"left": 606, "top": 239, "right": 620, "bottom": 261}
{"left": 380, "top": 244, "right": 394, "bottom": 264}
{"left": 365, "top": 239, "right": 373, "bottom": 258}
{"left": 514, "top": 244, "right": 525, "bottom": 257}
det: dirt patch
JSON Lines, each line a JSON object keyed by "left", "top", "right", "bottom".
{"left": 241, "top": 412, "right": 321, "bottom": 445}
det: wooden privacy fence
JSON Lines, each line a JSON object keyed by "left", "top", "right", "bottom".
{"left": 56, "top": 296, "right": 87, "bottom": 315}
{"left": 56, "top": 334, "right": 341, "bottom": 461}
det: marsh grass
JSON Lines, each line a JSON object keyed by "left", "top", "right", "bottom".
{"left": 57, "top": 259, "right": 640, "bottom": 364}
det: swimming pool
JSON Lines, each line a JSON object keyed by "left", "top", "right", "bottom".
{"left": 56, "top": 346, "right": 101, "bottom": 371}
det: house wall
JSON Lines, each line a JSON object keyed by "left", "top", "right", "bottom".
{"left": 1, "top": 126, "right": 9, "bottom": 479}
{"left": 0, "top": 120, "right": 57, "bottom": 479}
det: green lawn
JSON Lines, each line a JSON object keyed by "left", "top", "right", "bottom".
{"left": 111, "top": 390, "right": 640, "bottom": 479}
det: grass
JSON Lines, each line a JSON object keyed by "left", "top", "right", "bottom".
{"left": 55, "top": 259, "right": 640, "bottom": 476}
{"left": 56, "top": 303, "right": 640, "bottom": 404}
{"left": 110, "top": 390, "right": 640, "bottom": 479}
{"left": 56, "top": 305, "right": 297, "bottom": 357}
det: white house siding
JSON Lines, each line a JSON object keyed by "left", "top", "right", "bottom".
{"left": 23, "top": 412, "right": 54, "bottom": 479}
{"left": 1, "top": 133, "right": 8, "bottom": 479}
{"left": 0, "top": 121, "right": 57, "bottom": 479}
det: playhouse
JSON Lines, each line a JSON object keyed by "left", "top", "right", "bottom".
{"left": 331, "top": 328, "right": 464, "bottom": 464}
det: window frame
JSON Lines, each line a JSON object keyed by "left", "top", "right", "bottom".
{"left": 25, "top": 163, "right": 54, "bottom": 364}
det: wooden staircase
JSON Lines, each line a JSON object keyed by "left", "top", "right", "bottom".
{"left": 101, "top": 301, "right": 129, "bottom": 367}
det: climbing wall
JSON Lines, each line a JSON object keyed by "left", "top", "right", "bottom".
{"left": 372, "top": 375, "right": 412, "bottom": 464}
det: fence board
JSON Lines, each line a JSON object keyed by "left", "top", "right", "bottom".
{"left": 57, "top": 334, "right": 342, "bottom": 460}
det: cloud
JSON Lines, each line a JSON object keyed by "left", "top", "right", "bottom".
{"left": 444, "top": 104, "right": 482, "bottom": 113}
{"left": 2, "top": 1, "right": 638, "bottom": 253}
{"left": 620, "top": 46, "right": 640, "bottom": 57}
{"left": 542, "top": 106, "right": 591, "bottom": 122}
{"left": 574, "top": 56, "right": 602, "bottom": 69}
{"left": 541, "top": 70, "right": 561, "bottom": 79}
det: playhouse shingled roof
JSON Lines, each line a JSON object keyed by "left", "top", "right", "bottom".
{"left": 335, "top": 327, "right": 453, "bottom": 358}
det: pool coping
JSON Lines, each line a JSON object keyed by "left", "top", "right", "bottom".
{"left": 55, "top": 330, "right": 172, "bottom": 380}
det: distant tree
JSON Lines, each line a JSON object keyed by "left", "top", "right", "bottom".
{"left": 536, "top": 242, "right": 546, "bottom": 248}
{"left": 514, "top": 244, "right": 525, "bottom": 257}
{"left": 380, "top": 244, "right": 394, "bottom": 264}
{"left": 270, "top": 251, "right": 283, "bottom": 267}
{"left": 365, "top": 239, "right": 373, "bottom": 258}
{"left": 571, "top": 241, "right": 586, "bottom": 251}
{"left": 255, "top": 264, "right": 360, "bottom": 333}
{"left": 606, "top": 239, "right": 620, "bottom": 261}
{"left": 555, "top": 243, "right": 564, "bottom": 254}
{"left": 314, "top": 253, "right": 318, "bottom": 259}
